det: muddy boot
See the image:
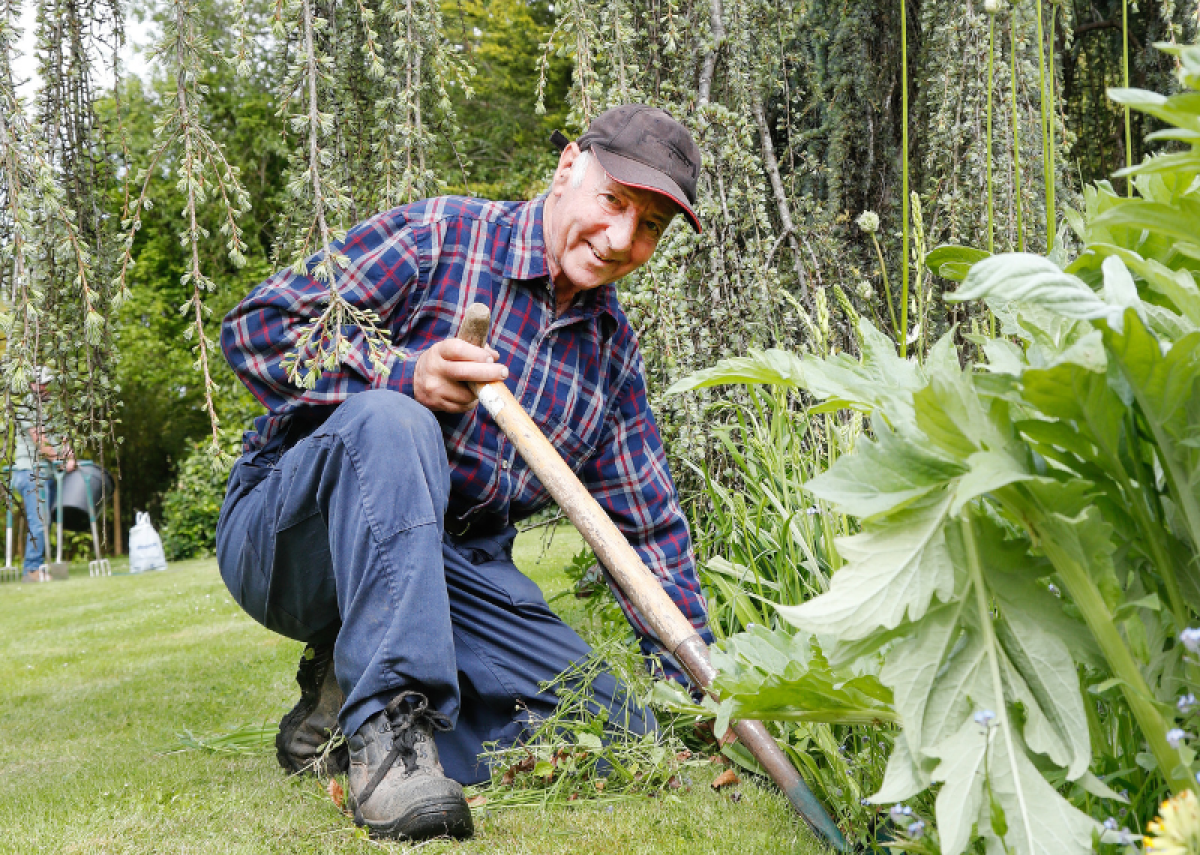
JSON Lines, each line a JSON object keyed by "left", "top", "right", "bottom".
{"left": 276, "top": 644, "right": 349, "bottom": 777}
{"left": 347, "top": 691, "right": 473, "bottom": 841}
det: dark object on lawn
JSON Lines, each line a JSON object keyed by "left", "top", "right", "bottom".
{"left": 277, "top": 643, "right": 349, "bottom": 777}
{"left": 455, "top": 304, "right": 849, "bottom": 852}
{"left": 47, "top": 462, "right": 113, "bottom": 532}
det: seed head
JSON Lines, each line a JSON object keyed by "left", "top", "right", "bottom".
{"left": 856, "top": 211, "right": 880, "bottom": 234}
{"left": 983, "top": 0, "right": 1000, "bottom": 13}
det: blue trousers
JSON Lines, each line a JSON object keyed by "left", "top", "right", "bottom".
{"left": 12, "top": 469, "right": 46, "bottom": 574}
{"left": 216, "top": 390, "right": 652, "bottom": 784}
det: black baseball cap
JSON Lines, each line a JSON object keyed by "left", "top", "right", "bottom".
{"left": 552, "top": 104, "right": 702, "bottom": 233}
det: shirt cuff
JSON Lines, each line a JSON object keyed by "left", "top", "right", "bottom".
{"left": 377, "top": 347, "right": 421, "bottom": 399}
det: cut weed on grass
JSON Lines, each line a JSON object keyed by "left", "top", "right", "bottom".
{"left": 0, "top": 531, "right": 830, "bottom": 854}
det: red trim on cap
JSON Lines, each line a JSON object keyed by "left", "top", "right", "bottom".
{"left": 603, "top": 171, "right": 703, "bottom": 234}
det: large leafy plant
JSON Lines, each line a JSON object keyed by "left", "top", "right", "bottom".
{"left": 671, "top": 43, "right": 1200, "bottom": 855}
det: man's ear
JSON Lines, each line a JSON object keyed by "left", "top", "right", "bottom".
{"left": 551, "top": 142, "right": 582, "bottom": 192}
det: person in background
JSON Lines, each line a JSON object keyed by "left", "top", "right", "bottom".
{"left": 12, "top": 367, "right": 75, "bottom": 583}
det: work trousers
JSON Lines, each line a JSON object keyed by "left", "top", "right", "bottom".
{"left": 215, "top": 390, "right": 653, "bottom": 784}
{"left": 11, "top": 469, "right": 46, "bottom": 574}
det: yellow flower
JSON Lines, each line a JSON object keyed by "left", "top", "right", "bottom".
{"left": 1146, "top": 790, "right": 1200, "bottom": 855}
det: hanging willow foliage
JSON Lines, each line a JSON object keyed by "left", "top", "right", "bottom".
{"left": 0, "top": 0, "right": 1194, "bottom": 482}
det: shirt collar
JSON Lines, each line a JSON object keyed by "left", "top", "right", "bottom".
{"left": 502, "top": 196, "right": 550, "bottom": 281}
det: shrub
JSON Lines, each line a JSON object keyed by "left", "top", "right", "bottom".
{"left": 160, "top": 439, "right": 235, "bottom": 560}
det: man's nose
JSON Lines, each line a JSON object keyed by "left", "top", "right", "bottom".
{"left": 606, "top": 211, "right": 637, "bottom": 254}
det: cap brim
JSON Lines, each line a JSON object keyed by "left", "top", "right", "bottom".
{"left": 590, "top": 146, "right": 702, "bottom": 234}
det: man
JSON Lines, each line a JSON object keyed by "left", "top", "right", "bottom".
{"left": 217, "top": 104, "right": 712, "bottom": 841}
{"left": 12, "top": 367, "right": 75, "bottom": 583}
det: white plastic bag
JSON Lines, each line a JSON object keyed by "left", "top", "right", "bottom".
{"left": 129, "top": 511, "right": 168, "bottom": 573}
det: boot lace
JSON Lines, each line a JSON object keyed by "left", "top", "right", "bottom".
{"left": 357, "top": 691, "right": 452, "bottom": 808}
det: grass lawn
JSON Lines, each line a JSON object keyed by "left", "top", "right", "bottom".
{"left": 0, "top": 528, "right": 829, "bottom": 854}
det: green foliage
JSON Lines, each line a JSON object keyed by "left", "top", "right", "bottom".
{"left": 160, "top": 438, "right": 236, "bottom": 559}
{"left": 677, "top": 45, "right": 1200, "bottom": 855}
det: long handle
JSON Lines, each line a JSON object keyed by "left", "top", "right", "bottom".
{"left": 456, "top": 303, "right": 847, "bottom": 851}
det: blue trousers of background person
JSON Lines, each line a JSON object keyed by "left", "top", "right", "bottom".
{"left": 215, "top": 389, "right": 654, "bottom": 785}
{"left": 11, "top": 469, "right": 47, "bottom": 576}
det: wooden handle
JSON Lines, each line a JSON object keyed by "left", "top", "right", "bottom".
{"left": 457, "top": 303, "right": 492, "bottom": 349}
{"left": 450, "top": 303, "right": 847, "bottom": 849}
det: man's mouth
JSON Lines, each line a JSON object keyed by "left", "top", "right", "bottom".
{"left": 588, "top": 243, "right": 612, "bottom": 264}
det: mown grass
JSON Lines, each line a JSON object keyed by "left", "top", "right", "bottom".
{"left": 0, "top": 528, "right": 827, "bottom": 854}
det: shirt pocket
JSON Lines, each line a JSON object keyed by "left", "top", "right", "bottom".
{"left": 542, "top": 418, "right": 597, "bottom": 474}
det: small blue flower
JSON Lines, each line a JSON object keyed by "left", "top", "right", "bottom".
{"left": 1103, "top": 817, "right": 1119, "bottom": 831}
{"left": 1047, "top": 583, "right": 1060, "bottom": 597}
{"left": 889, "top": 804, "right": 912, "bottom": 823}
{"left": 907, "top": 819, "right": 926, "bottom": 839}
{"left": 1167, "top": 727, "right": 1188, "bottom": 749}
{"left": 1117, "top": 827, "right": 1133, "bottom": 846}
{"left": 1180, "top": 628, "right": 1200, "bottom": 654}
{"left": 974, "top": 709, "right": 997, "bottom": 729}
{"left": 1179, "top": 693, "right": 1197, "bottom": 714}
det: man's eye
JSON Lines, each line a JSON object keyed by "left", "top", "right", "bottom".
{"left": 601, "top": 193, "right": 619, "bottom": 205}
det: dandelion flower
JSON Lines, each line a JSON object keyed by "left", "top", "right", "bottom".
{"left": 1146, "top": 790, "right": 1200, "bottom": 854}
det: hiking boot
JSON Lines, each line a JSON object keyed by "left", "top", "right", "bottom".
{"left": 347, "top": 691, "right": 473, "bottom": 841}
{"left": 276, "top": 644, "right": 349, "bottom": 777}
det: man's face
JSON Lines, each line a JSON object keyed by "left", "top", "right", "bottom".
{"left": 30, "top": 382, "right": 49, "bottom": 401}
{"left": 544, "top": 146, "right": 678, "bottom": 300}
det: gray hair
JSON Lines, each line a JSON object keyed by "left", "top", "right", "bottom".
{"left": 569, "top": 149, "right": 593, "bottom": 189}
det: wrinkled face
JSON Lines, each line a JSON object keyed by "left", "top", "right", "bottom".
{"left": 544, "top": 145, "right": 678, "bottom": 305}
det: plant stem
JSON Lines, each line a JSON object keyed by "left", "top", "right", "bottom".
{"left": 1034, "top": 0, "right": 1054, "bottom": 251}
{"left": 1016, "top": 491, "right": 1192, "bottom": 793}
{"left": 961, "top": 515, "right": 1036, "bottom": 855}
{"left": 900, "top": 0, "right": 910, "bottom": 358}
{"left": 987, "top": 13, "right": 996, "bottom": 256}
{"left": 1123, "top": 0, "right": 1133, "bottom": 195}
{"left": 1009, "top": 12, "right": 1024, "bottom": 252}
{"left": 870, "top": 233, "right": 899, "bottom": 339}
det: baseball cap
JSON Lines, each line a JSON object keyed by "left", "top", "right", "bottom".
{"left": 31, "top": 365, "right": 54, "bottom": 386}
{"left": 552, "top": 104, "right": 702, "bottom": 233}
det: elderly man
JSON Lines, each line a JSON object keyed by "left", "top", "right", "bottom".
{"left": 217, "top": 104, "right": 712, "bottom": 841}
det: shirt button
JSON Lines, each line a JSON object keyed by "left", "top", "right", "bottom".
{"left": 501, "top": 459, "right": 511, "bottom": 470}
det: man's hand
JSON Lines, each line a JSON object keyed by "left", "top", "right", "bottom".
{"left": 412, "top": 340, "right": 509, "bottom": 412}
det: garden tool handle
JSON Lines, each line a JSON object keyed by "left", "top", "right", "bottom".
{"left": 455, "top": 303, "right": 848, "bottom": 852}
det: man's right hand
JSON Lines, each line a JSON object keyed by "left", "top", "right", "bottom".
{"left": 412, "top": 340, "right": 509, "bottom": 413}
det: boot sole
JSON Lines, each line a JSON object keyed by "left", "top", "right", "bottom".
{"left": 352, "top": 792, "right": 474, "bottom": 841}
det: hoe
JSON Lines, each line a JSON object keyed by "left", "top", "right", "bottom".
{"left": 456, "top": 303, "right": 848, "bottom": 852}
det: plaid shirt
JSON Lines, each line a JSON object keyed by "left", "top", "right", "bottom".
{"left": 221, "top": 195, "right": 712, "bottom": 681}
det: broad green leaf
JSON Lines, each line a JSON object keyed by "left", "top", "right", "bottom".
{"left": 1099, "top": 256, "right": 1143, "bottom": 332}
{"left": 928, "top": 721, "right": 989, "bottom": 855}
{"left": 711, "top": 627, "right": 897, "bottom": 726}
{"left": 870, "top": 735, "right": 928, "bottom": 803}
{"left": 1103, "top": 314, "right": 1200, "bottom": 550}
{"left": 805, "top": 424, "right": 965, "bottom": 518}
{"left": 1106, "top": 88, "right": 1200, "bottom": 133}
{"left": 1021, "top": 361, "right": 1124, "bottom": 464}
{"left": 779, "top": 492, "right": 955, "bottom": 640}
{"left": 665, "top": 348, "right": 807, "bottom": 393}
{"left": 1091, "top": 199, "right": 1200, "bottom": 259}
{"left": 951, "top": 253, "right": 1111, "bottom": 321}
{"left": 949, "top": 450, "right": 1032, "bottom": 516}
{"left": 996, "top": 606, "right": 1090, "bottom": 779}
{"left": 926, "top": 244, "right": 991, "bottom": 282}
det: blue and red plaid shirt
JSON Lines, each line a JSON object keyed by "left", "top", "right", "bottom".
{"left": 221, "top": 195, "right": 712, "bottom": 681}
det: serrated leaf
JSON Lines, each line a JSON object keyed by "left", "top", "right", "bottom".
{"left": 779, "top": 492, "right": 955, "bottom": 640}
{"left": 952, "top": 254, "right": 1111, "bottom": 321}
{"left": 665, "top": 348, "right": 808, "bottom": 393}
{"left": 929, "top": 721, "right": 989, "bottom": 855}
{"left": 805, "top": 424, "right": 965, "bottom": 518}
